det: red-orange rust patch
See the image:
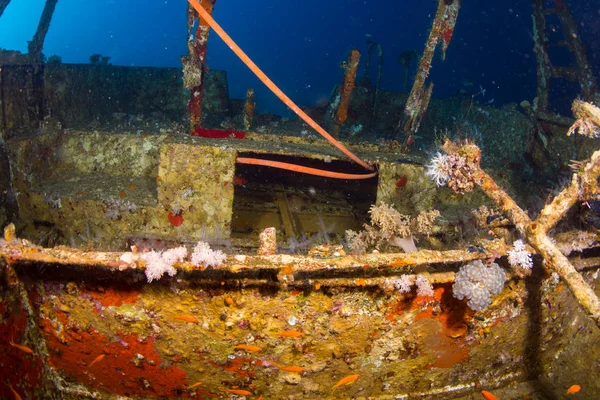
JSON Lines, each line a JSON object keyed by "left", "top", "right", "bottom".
{"left": 386, "top": 284, "right": 476, "bottom": 368}
{"left": 417, "top": 286, "right": 475, "bottom": 368}
{"left": 426, "top": 335, "right": 471, "bottom": 369}
{"left": 0, "top": 298, "right": 45, "bottom": 399}
{"left": 385, "top": 287, "right": 445, "bottom": 321}
{"left": 86, "top": 286, "right": 140, "bottom": 308}
{"left": 40, "top": 315, "right": 190, "bottom": 398}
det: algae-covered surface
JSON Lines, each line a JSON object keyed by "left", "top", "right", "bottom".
{"left": 6, "top": 130, "right": 493, "bottom": 251}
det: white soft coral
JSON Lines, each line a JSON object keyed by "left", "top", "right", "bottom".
{"left": 393, "top": 275, "right": 413, "bottom": 293}
{"left": 141, "top": 246, "right": 188, "bottom": 282}
{"left": 507, "top": 239, "right": 533, "bottom": 269}
{"left": 191, "top": 241, "right": 226, "bottom": 267}
{"left": 415, "top": 275, "right": 434, "bottom": 297}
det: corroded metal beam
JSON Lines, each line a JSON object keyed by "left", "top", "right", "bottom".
{"left": 399, "top": 0, "right": 460, "bottom": 151}
{"left": 331, "top": 50, "right": 360, "bottom": 137}
{"left": 182, "top": 0, "right": 216, "bottom": 131}
{"left": 531, "top": 0, "right": 550, "bottom": 112}
{"left": 554, "top": 0, "right": 597, "bottom": 102}
{"left": 530, "top": 0, "right": 597, "bottom": 113}
{"left": 28, "top": 0, "right": 59, "bottom": 63}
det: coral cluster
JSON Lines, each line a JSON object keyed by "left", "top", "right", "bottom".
{"left": 346, "top": 203, "right": 439, "bottom": 254}
{"left": 452, "top": 260, "right": 506, "bottom": 311}
{"left": 568, "top": 99, "right": 600, "bottom": 138}
{"left": 415, "top": 275, "right": 435, "bottom": 297}
{"left": 392, "top": 275, "right": 413, "bottom": 293}
{"left": 438, "top": 130, "right": 600, "bottom": 326}
{"left": 129, "top": 241, "right": 226, "bottom": 282}
{"left": 388, "top": 274, "right": 434, "bottom": 297}
{"left": 426, "top": 151, "right": 474, "bottom": 193}
{"left": 426, "top": 152, "right": 452, "bottom": 187}
{"left": 141, "top": 247, "right": 188, "bottom": 282}
{"left": 191, "top": 241, "right": 227, "bottom": 267}
{"left": 507, "top": 239, "right": 533, "bottom": 269}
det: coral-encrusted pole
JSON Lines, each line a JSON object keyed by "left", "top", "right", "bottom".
{"left": 182, "top": 0, "right": 216, "bottom": 132}
{"left": 440, "top": 127, "right": 600, "bottom": 327}
{"left": 243, "top": 88, "right": 255, "bottom": 131}
{"left": 258, "top": 227, "right": 277, "bottom": 256}
{"left": 331, "top": 49, "right": 360, "bottom": 137}
{"left": 399, "top": 0, "right": 460, "bottom": 152}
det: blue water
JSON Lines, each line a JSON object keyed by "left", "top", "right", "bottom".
{"left": 0, "top": 0, "right": 598, "bottom": 115}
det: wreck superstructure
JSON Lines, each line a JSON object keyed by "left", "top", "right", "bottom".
{"left": 1, "top": 1, "right": 599, "bottom": 399}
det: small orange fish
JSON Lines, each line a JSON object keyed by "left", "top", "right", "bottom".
{"left": 567, "top": 385, "right": 581, "bottom": 395}
{"left": 355, "top": 278, "right": 367, "bottom": 287}
{"left": 332, "top": 374, "right": 359, "bottom": 391}
{"left": 273, "top": 363, "right": 305, "bottom": 373}
{"left": 186, "top": 381, "right": 203, "bottom": 389}
{"left": 234, "top": 344, "right": 262, "bottom": 352}
{"left": 9, "top": 340, "right": 33, "bottom": 354}
{"left": 173, "top": 315, "right": 198, "bottom": 323}
{"left": 227, "top": 389, "right": 253, "bottom": 396}
{"left": 481, "top": 390, "right": 499, "bottom": 400}
{"left": 274, "top": 331, "right": 304, "bottom": 338}
{"left": 88, "top": 354, "right": 105, "bottom": 368}
{"left": 6, "top": 382, "right": 22, "bottom": 400}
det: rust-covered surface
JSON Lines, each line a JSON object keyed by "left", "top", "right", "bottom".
{"left": 1, "top": 240, "right": 599, "bottom": 399}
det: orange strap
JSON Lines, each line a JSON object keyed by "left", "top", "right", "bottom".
{"left": 236, "top": 157, "right": 378, "bottom": 180}
{"left": 187, "top": 0, "right": 374, "bottom": 172}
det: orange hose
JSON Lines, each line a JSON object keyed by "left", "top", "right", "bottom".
{"left": 236, "top": 157, "right": 378, "bottom": 180}
{"left": 187, "top": 0, "right": 374, "bottom": 172}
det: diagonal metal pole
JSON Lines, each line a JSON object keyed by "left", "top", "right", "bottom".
{"left": 0, "top": 0, "right": 11, "bottom": 19}
{"left": 28, "top": 0, "right": 59, "bottom": 63}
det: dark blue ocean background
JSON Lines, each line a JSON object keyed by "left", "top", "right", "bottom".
{"left": 1, "top": 0, "right": 598, "bottom": 116}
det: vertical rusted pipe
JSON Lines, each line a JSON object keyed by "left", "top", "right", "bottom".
{"left": 332, "top": 49, "right": 360, "bottom": 137}
{"left": 243, "top": 88, "right": 255, "bottom": 131}
{"left": 182, "top": 0, "right": 216, "bottom": 132}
